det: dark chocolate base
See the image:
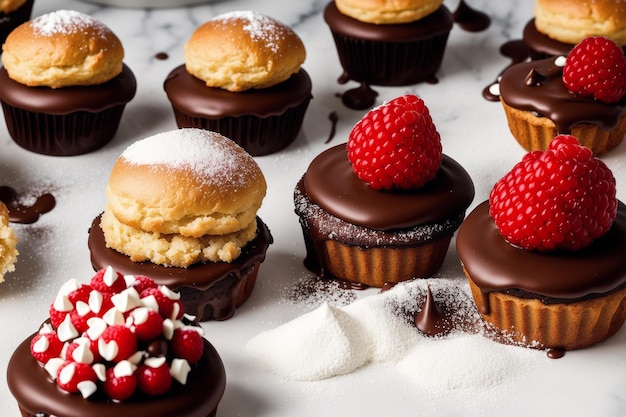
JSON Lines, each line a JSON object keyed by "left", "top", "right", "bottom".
{"left": 522, "top": 19, "right": 574, "bottom": 60}
{"left": 88, "top": 215, "right": 273, "bottom": 321}
{"left": 0, "top": 65, "right": 137, "bottom": 156}
{"left": 7, "top": 335, "right": 225, "bottom": 417}
{"left": 164, "top": 66, "right": 312, "bottom": 156}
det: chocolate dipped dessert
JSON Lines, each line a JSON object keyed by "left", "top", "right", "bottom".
{"left": 295, "top": 95, "right": 474, "bottom": 288}
{"left": 498, "top": 38, "right": 626, "bottom": 155}
{"left": 457, "top": 135, "right": 626, "bottom": 351}
{"left": 323, "top": 0, "right": 453, "bottom": 109}
{"left": 7, "top": 267, "right": 226, "bottom": 417}
{"left": 164, "top": 11, "right": 312, "bottom": 156}
{"left": 0, "top": 10, "right": 136, "bottom": 156}
{"left": 0, "top": 0, "right": 33, "bottom": 45}
{"left": 523, "top": 0, "right": 626, "bottom": 60}
{"left": 88, "top": 129, "right": 273, "bottom": 321}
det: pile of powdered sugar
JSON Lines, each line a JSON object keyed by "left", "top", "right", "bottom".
{"left": 214, "top": 11, "right": 289, "bottom": 53}
{"left": 32, "top": 10, "right": 108, "bottom": 37}
{"left": 246, "top": 277, "right": 546, "bottom": 390}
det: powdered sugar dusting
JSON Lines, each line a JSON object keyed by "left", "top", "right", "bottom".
{"left": 215, "top": 11, "right": 289, "bottom": 53}
{"left": 31, "top": 10, "right": 108, "bottom": 37}
{"left": 121, "top": 128, "right": 259, "bottom": 186}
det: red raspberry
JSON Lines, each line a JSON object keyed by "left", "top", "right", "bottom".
{"left": 30, "top": 332, "right": 64, "bottom": 364}
{"left": 137, "top": 360, "right": 172, "bottom": 396}
{"left": 103, "top": 366, "right": 137, "bottom": 401}
{"left": 171, "top": 328, "right": 204, "bottom": 364}
{"left": 99, "top": 325, "right": 138, "bottom": 363}
{"left": 56, "top": 361, "right": 98, "bottom": 394}
{"left": 130, "top": 308, "right": 164, "bottom": 341}
{"left": 91, "top": 267, "right": 127, "bottom": 294}
{"left": 127, "top": 275, "right": 158, "bottom": 294}
{"left": 489, "top": 135, "right": 617, "bottom": 251}
{"left": 347, "top": 94, "right": 442, "bottom": 190}
{"left": 563, "top": 36, "right": 626, "bottom": 103}
{"left": 140, "top": 287, "right": 184, "bottom": 320}
{"left": 49, "top": 304, "right": 68, "bottom": 330}
{"left": 67, "top": 285, "right": 94, "bottom": 305}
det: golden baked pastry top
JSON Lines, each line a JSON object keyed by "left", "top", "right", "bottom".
{"left": 0, "top": 202, "right": 18, "bottom": 283}
{"left": 184, "top": 11, "right": 306, "bottom": 92}
{"left": 1, "top": 10, "right": 124, "bottom": 88}
{"left": 335, "top": 0, "right": 444, "bottom": 24}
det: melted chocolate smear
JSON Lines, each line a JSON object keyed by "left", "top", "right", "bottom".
{"left": 453, "top": 0, "right": 491, "bottom": 32}
{"left": 155, "top": 52, "right": 169, "bottom": 60}
{"left": 482, "top": 39, "right": 531, "bottom": 101}
{"left": 414, "top": 286, "right": 452, "bottom": 337}
{"left": 337, "top": 278, "right": 369, "bottom": 291}
{"left": 0, "top": 186, "right": 56, "bottom": 224}
{"left": 547, "top": 348, "right": 565, "bottom": 359}
{"left": 341, "top": 83, "right": 378, "bottom": 110}
{"left": 325, "top": 111, "right": 339, "bottom": 144}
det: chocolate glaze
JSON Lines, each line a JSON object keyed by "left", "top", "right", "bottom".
{"left": 155, "top": 52, "right": 169, "bottom": 60}
{"left": 324, "top": 2, "right": 453, "bottom": 109}
{"left": 0, "top": 65, "right": 136, "bottom": 114}
{"left": 499, "top": 56, "right": 626, "bottom": 133}
{"left": 414, "top": 286, "right": 451, "bottom": 337}
{"left": 164, "top": 65, "right": 312, "bottom": 117}
{"left": 88, "top": 215, "right": 273, "bottom": 321}
{"left": 522, "top": 19, "right": 574, "bottom": 60}
{"left": 7, "top": 335, "right": 225, "bottom": 417}
{"left": 456, "top": 201, "right": 626, "bottom": 303}
{"left": 452, "top": 0, "right": 491, "bottom": 32}
{"left": 0, "top": 185, "right": 55, "bottom": 224}
{"left": 482, "top": 40, "right": 530, "bottom": 102}
{"left": 303, "top": 144, "right": 475, "bottom": 230}
{"left": 325, "top": 111, "right": 339, "bottom": 144}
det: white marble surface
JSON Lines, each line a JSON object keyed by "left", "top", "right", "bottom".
{"left": 1, "top": 1, "right": 626, "bottom": 416}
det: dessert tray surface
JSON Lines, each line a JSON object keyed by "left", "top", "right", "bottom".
{"left": 1, "top": 1, "right": 625, "bottom": 417}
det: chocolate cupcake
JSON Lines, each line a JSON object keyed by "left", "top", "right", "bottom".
{"left": 295, "top": 95, "right": 474, "bottom": 288}
{"left": 0, "top": 10, "right": 136, "bottom": 156}
{"left": 164, "top": 11, "right": 312, "bottom": 156}
{"left": 0, "top": 0, "right": 33, "bottom": 45}
{"left": 323, "top": 0, "right": 453, "bottom": 109}
{"left": 88, "top": 129, "right": 273, "bottom": 321}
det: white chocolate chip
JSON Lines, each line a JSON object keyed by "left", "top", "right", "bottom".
{"left": 159, "top": 285, "right": 181, "bottom": 300}
{"left": 58, "top": 362, "right": 76, "bottom": 385}
{"left": 103, "top": 265, "right": 118, "bottom": 287}
{"left": 78, "top": 380, "right": 97, "bottom": 398}
{"left": 44, "top": 358, "right": 65, "bottom": 380}
{"left": 86, "top": 317, "right": 108, "bottom": 340}
{"left": 170, "top": 358, "right": 191, "bottom": 384}
{"left": 58, "top": 315, "right": 79, "bottom": 342}
{"left": 33, "top": 335, "right": 50, "bottom": 353}
{"left": 75, "top": 301, "right": 91, "bottom": 317}
{"left": 98, "top": 338, "right": 120, "bottom": 362}
{"left": 53, "top": 294, "right": 73, "bottom": 312}
{"left": 93, "top": 363, "right": 107, "bottom": 382}
{"left": 111, "top": 287, "right": 142, "bottom": 313}
{"left": 555, "top": 55, "right": 567, "bottom": 67}
{"left": 113, "top": 360, "right": 137, "bottom": 378}
{"left": 103, "top": 307, "right": 125, "bottom": 326}
{"left": 144, "top": 356, "right": 167, "bottom": 368}
{"left": 88, "top": 290, "right": 104, "bottom": 314}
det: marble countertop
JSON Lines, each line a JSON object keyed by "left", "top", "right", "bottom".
{"left": 1, "top": 0, "right": 625, "bottom": 416}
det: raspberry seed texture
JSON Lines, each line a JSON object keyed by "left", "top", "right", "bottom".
{"left": 347, "top": 94, "right": 442, "bottom": 190}
{"left": 489, "top": 135, "right": 617, "bottom": 251}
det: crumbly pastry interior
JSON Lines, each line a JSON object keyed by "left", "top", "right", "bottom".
{"left": 1, "top": 9, "right": 125, "bottom": 88}
{"left": 0, "top": 202, "right": 18, "bottom": 283}
{"left": 0, "top": 0, "right": 26, "bottom": 14}
{"left": 184, "top": 10, "right": 306, "bottom": 92}
{"left": 335, "top": 0, "right": 444, "bottom": 24}
{"left": 534, "top": 0, "right": 626, "bottom": 44}
{"left": 103, "top": 129, "right": 266, "bottom": 267}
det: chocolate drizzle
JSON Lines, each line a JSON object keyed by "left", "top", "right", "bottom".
{"left": 452, "top": 0, "right": 491, "bottom": 32}
{"left": 325, "top": 111, "right": 339, "bottom": 143}
{"left": 482, "top": 40, "right": 530, "bottom": 101}
{"left": 0, "top": 185, "right": 55, "bottom": 224}
{"left": 414, "top": 286, "right": 451, "bottom": 337}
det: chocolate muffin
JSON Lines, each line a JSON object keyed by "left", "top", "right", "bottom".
{"left": 0, "top": 10, "right": 136, "bottom": 156}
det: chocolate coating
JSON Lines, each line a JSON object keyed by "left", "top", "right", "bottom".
{"left": 522, "top": 19, "right": 574, "bottom": 59}
{"left": 499, "top": 56, "right": 626, "bottom": 133}
{"left": 0, "top": 65, "right": 136, "bottom": 114}
{"left": 456, "top": 201, "right": 626, "bottom": 301}
{"left": 303, "top": 144, "right": 475, "bottom": 230}
{"left": 7, "top": 335, "right": 225, "bottom": 417}
{"left": 164, "top": 65, "right": 311, "bottom": 118}
{"left": 88, "top": 215, "right": 273, "bottom": 321}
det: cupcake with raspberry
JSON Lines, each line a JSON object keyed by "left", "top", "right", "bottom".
{"left": 164, "top": 11, "right": 312, "bottom": 156}
{"left": 523, "top": 0, "right": 626, "bottom": 60}
{"left": 294, "top": 94, "right": 474, "bottom": 288}
{"left": 0, "top": 10, "right": 136, "bottom": 156}
{"left": 0, "top": 0, "right": 33, "bottom": 45}
{"left": 457, "top": 135, "right": 626, "bottom": 351}
{"left": 6, "top": 267, "right": 226, "bottom": 417}
{"left": 323, "top": 0, "right": 454, "bottom": 109}
{"left": 498, "top": 36, "right": 626, "bottom": 155}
